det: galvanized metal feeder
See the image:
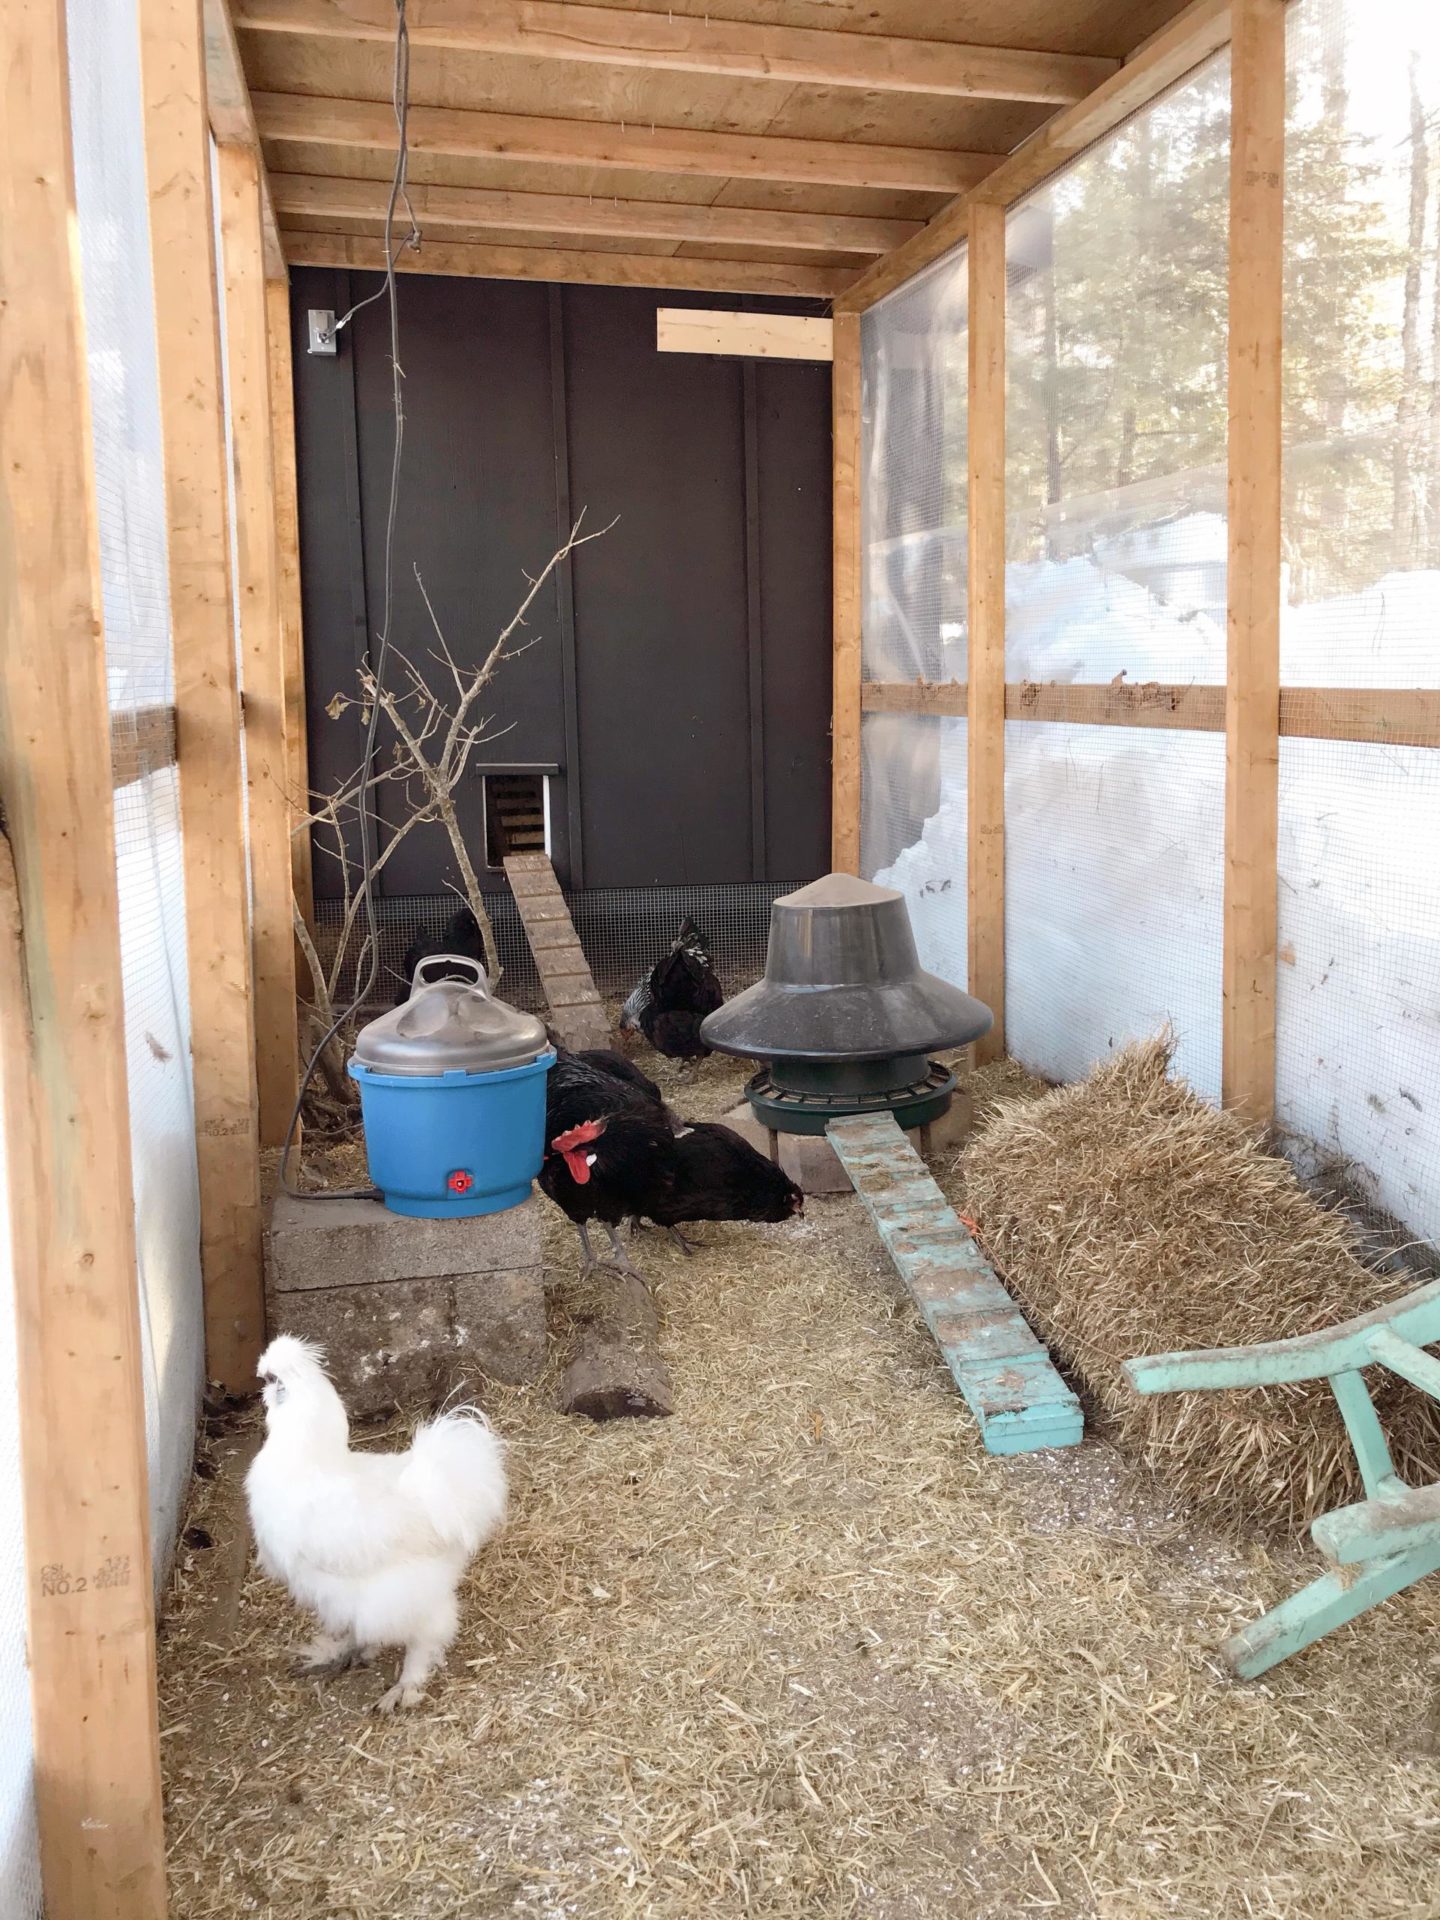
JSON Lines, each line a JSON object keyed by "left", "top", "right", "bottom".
{"left": 700, "top": 873, "right": 993, "bottom": 1135}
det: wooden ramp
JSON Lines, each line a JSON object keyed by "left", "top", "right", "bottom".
{"left": 504, "top": 853, "right": 609, "bottom": 1052}
{"left": 827, "top": 1112, "right": 1082, "bottom": 1456}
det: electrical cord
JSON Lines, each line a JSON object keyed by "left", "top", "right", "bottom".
{"left": 279, "top": 0, "right": 416, "bottom": 1203}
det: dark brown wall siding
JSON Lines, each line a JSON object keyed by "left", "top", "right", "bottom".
{"left": 291, "top": 269, "right": 832, "bottom": 897}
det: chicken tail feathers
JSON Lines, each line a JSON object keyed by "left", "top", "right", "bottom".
{"left": 401, "top": 1408, "right": 508, "bottom": 1556}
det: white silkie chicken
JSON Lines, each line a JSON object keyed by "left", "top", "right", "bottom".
{"left": 245, "top": 1336, "right": 508, "bottom": 1713}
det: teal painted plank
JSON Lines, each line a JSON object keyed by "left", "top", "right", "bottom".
{"left": 828, "top": 1112, "right": 1082, "bottom": 1456}
{"left": 1225, "top": 1534, "right": 1440, "bottom": 1679}
{"left": 1328, "top": 1369, "right": 1399, "bottom": 1499}
{"left": 1312, "top": 1480, "right": 1440, "bottom": 1567}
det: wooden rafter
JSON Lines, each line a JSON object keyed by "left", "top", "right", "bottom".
{"left": 204, "top": 0, "right": 286, "bottom": 277}
{"left": 270, "top": 172, "right": 920, "bottom": 256}
{"left": 255, "top": 91, "right": 999, "bottom": 194}
{"left": 835, "top": 0, "right": 1233, "bottom": 312}
{"left": 280, "top": 230, "right": 853, "bottom": 295}
{"left": 235, "top": 0, "right": 1119, "bottom": 105}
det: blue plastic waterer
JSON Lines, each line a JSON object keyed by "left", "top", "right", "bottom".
{"left": 349, "top": 955, "right": 555, "bottom": 1218}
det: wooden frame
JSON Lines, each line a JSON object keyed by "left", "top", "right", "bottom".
{"left": 268, "top": 277, "right": 313, "bottom": 924}
{"left": 140, "top": 0, "right": 265, "bottom": 1392}
{"left": 219, "top": 143, "right": 300, "bottom": 1149}
{"left": 966, "top": 205, "right": 1006, "bottom": 1064}
{"left": 237, "top": 0, "right": 1120, "bottom": 105}
{"left": 0, "top": 0, "right": 166, "bottom": 1906}
{"left": 830, "top": 311, "right": 862, "bottom": 874}
{"left": 657, "top": 309, "right": 834, "bottom": 362}
{"left": 1223, "top": 0, "right": 1285, "bottom": 1127}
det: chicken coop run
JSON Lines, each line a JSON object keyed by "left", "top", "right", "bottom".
{"left": 5, "top": 0, "right": 1440, "bottom": 1911}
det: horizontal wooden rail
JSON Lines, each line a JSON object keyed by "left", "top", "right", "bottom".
{"left": 237, "top": 0, "right": 1118, "bottom": 105}
{"left": 110, "top": 704, "right": 179, "bottom": 789}
{"left": 859, "top": 681, "right": 1440, "bottom": 746}
{"left": 280, "top": 231, "right": 853, "bottom": 298}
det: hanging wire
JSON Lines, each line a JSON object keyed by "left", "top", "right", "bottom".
{"left": 279, "top": 0, "right": 417, "bottom": 1202}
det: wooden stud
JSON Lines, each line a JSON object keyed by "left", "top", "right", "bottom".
{"left": 220, "top": 145, "right": 299, "bottom": 1148}
{"left": 282, "top": 230, "right": 854, "bottom": 298}
{"left": 835, "top": 0, "right": 1233, "bottom": 314}
{"left": 256, "top": 91, "right": 999, "bottom": 195}
{"left": 140, "top": 0, "right": 266, "bottom": 1390}
{"left": 202, "top": 0, "right": 285, "bottom": 276}
{"left": 272, "top": 174, "right": 918, "bottom": 258}
{"left": 657, "top": 309, "right": 833, "bottom": 362}
{"left": 1223, "top": 0, "right": 1284, "bottom": 1128}
{"left": 967, "top": 205, "right": 1006, "bottom": 1062}
{"left": 266, "top": 276, "right": 313, "bottom": 923}
{"left": 830, "top": 309, "right": 862, "bottom": 875}
{"left": 237, "top": 0, "right": 1119, "bottom": 104}
{"left": 0, "top": 0, "right": 166, "bottom": 1904}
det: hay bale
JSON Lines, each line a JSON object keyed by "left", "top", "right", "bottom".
{"left": 962, "top": 1035, "right": 1440, "bottom": 1535}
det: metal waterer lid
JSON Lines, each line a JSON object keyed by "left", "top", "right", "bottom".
{"left": 351, "top": 955, "right": 550, "bottom": 1076}
{"left": 700, "top": 872, "right": 992, "bottom": 1063}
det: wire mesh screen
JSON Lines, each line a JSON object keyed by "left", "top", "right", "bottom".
{"left": 0, "top": 1050, "right": 40, "bottom": 1920}
{"left": 1002, "top": 53, "right": 1231, "bottom": 1098}
{"left": 1276, "top": 0, "right": 1440, "bottom": 1247}
{"left": 859, "top": 245, "right": 970, "bottom": 986}
{"left": 69, "top": 0, "right": 204, "bottom": 1576}
{"left": 315, "top": 883, "right": 798, "bottom": 1017}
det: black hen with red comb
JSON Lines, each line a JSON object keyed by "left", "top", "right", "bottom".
{"left": 538, "top": 1048, "right": 682, "bottom": 1276}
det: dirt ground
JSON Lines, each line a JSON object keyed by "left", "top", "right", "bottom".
{"left": 163, "top": 1052, "right": 1440, "bottom": 1919}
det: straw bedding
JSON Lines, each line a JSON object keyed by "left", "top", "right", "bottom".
{"left": 960, "top": 1035, "right": 1440, "bottom": 1537}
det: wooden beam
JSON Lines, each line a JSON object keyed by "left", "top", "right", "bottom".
{"left": 256, "top": 91, "right": 999, "bottom": 195}
{"left": 835, "top": 0, "right": 1233, "bottom": 313}
{"left": 266, "top": 278, "right": 313, "bottom": 922}
{"left": 236, "top": 0, "right": 1119, "bottom": 104}
{"left": 0, "top": 0, "right": 165, "bottom": 1905}
{"left": 967, "top": 204, "right": 1005, "bottom": 1063}
{"left": 282, "top": 229, "right": 853, "bottom": 296}
{"left": 203, "top": 0, "right": 286, "bottom": 277}
{"left": 271, "top": 172, "right": 919, "bottom": 257}
{"left": 830, "top": 310, "right": 862, "bottom": 875}
{"left": 863, "top": 681, "right": 1440, "bottom": 745}
{"left": 140, "top": 0, "right": 266, "bottom": 1390}
{"left": 657, "top": 308, "right": 833, "bottom": 362}
{"left": 220, "top": 145, "right": 298, "bottom": 1148}
{"left": 1223, "top": 0, "right": 1285, "bottom": 1127}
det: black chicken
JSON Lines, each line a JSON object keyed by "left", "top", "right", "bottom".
{"left": 400, "top": 906, "right": 485, "bottom": 999}
{"left": 619, "top": 919, "right": 724, "bottom": 1060}
{"left": 642, "top": 1121, "right": 803, "bottom": 1253}
{"left": 539, "top": 1048, "right": 682, "bottom": 1277}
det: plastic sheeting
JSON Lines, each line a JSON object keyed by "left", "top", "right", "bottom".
{"left": 860, "top": 246, "right": 970, "bottom": 983}
{"left": 1276, "top": 0, "right": 1440, "bottom": 1247}
{"left": 69, "top": 0, "right": 205, "bottom": 1573}
{"left": 0, "top": 1045, "right": 40, "bottom": 1920}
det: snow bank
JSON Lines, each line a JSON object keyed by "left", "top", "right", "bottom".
{"left": 871, "top": 527, "right": 1440, "bottom": 1247}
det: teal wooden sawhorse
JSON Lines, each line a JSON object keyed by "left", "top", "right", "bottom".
{"left": 1124, "top": 1276, "right": 1440, "bottom": 1677}
{"left": 827, "top": 1112, "right": 1082, "bottom": 1456}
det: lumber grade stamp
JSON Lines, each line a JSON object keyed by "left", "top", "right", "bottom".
{"left": 504, "top": 852, "right": 609, "bottom": 1051}
{"left": 1126, "top": 1275, "right": 1440, "bottom": 1677}
{"left": 826, "top": 1112, "right": 1081, "bottom": 1455}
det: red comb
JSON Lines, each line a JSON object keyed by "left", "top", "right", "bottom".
{"left": 552, "top": 1117, "right": 606, "bottom": 1185}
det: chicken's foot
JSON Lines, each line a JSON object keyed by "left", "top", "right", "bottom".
{"left": 292, "top": 1630, "right": 369, "bottom": 1678}
{"left": 375, "top": 1638, "right": 446, "bottom": 1714}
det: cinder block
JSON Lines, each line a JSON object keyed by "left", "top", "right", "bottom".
{"left": 915, "top": 1087, "right": 975, "bottom": 1157}
{"left": 267, "top": 1192, "right": 541, "bottom": 1294}
{"left": 776, "top": 1130, "right": 855, "bottom": 1196}
{"left": 718, "top": 1101, "right": 780, "bottom": 1160}
{"left": 266, "top": 1268, "right": 546, "bottom": 1416}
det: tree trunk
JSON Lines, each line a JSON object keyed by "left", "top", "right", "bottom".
{"left": 1395, "top": 52, "right": 1428, "bottom": 558}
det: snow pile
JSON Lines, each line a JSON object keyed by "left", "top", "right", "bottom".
{"left": 871, "top": 529, "right": 1440, "bottom": 1246}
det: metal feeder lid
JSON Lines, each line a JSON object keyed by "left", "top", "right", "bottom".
{"left": 700, "top": 873, "right": 992, "bottom": 1063}
{"left": 352, "top": 955, "right": 550, "bottom": 1077}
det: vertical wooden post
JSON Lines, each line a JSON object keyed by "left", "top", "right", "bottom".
{"left": 831, "top": 308, "right": 863, "bottom": 874}
{"left": 139, "top": 0, "right": 265, "bottom": 1389}
{"left": 267, "top": 276, "right": 314, "bottom": 924}
{"left": 967, "top": 202, "right": 1007, "bottom": 1061}
{"left": 219, "top": 144, "right": 298, "bottom": 1149}
{"left": 0, "top": 0, "right": 166, "bottom": 1906}
{"left": 1223, "top": 0, "right": 1285, "bottom": 1126}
